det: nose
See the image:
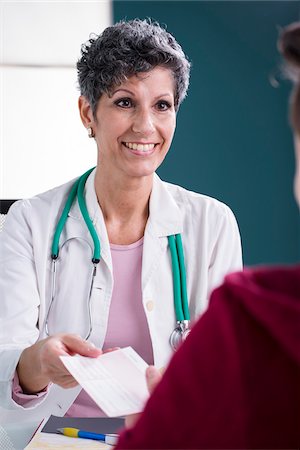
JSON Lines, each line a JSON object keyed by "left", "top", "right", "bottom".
{"left": 131, "top": 109, "right": 155, "bottom": 136}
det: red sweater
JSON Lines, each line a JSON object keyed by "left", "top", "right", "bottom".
{"left": 116, "top": 266, "right": 300, "bottom": 449}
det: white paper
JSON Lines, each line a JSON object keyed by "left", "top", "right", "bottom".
{"left": 25, "top": 432, "right": 108, "bottom": 449}
{"left": 60, "top": 347, "right": 149, "bottom": 417}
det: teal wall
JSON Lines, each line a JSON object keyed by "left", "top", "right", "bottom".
{"left": 114, "top": 1, "right": 300, "bottom": 266}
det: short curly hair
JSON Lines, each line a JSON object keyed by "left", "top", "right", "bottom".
{"left": 77, "top": 19, "right": 191, "bottom": 115}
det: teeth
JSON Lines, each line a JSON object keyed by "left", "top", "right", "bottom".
{"left": 124, "top": 142, "right": 155, "bottom": 152}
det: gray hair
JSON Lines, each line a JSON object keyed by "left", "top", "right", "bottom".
{"left": 77, "top": 19, "right": 191, "bottom": 115}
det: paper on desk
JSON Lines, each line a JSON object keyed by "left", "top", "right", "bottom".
{"left": 24, "top": 432, "right": 109, "bottom": 449}
{"left": 60, "top": 347, "right": 149, "bottom": 417}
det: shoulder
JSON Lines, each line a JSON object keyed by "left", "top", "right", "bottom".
{"left": 223, "top": 264, "right": 300, "bottom": 297}
{"left": 208, "top": 264, "right": 300, "bottom": 323}
{"left": 6, "top": 177, "right": 78, "bottom": 227}
{"left": 161, "top": 179, "right": 237, "bottom": 223}
{"left": 9, "top": 178, "right": 77, "bottom": 215}
{"left": 207, "top": 264, "right": 300, "bottom": 365}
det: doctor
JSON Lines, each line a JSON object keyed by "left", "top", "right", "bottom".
{"left": 0, "top": 19, "right": 242, "bottom": 420}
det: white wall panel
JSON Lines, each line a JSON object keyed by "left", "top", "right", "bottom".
{"left": 3, "top": 1, "right": 111, "bottom": 66}
{"left": 1, "top": 67, "right": 97, "bottom": 198}
{"left": 0, "top": 0, "right": 112, "bottom": 199}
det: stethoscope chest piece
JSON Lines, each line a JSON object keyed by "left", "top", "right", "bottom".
{"left": 170, "top": 320, "right": 191, "bottom": 351}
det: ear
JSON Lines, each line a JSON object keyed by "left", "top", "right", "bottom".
{"left": 78, "top": 96, "right": 94, "bottom": 128}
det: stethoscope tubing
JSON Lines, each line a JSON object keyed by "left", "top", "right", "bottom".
{"left": 47, "top": 169, "right": 191, "bottom": 348}
{"left": 51, "top": 176, "right": 80, "bottom": 259}
{"left": 168, "top": 234, "right": 190, "bottom": 322}
{"left": 77, "top": 168, "right": 101, "bottom": 263}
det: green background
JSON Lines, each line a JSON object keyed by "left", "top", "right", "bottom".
{"left": 114, "top": 1, "right": 300, "bottom": 266}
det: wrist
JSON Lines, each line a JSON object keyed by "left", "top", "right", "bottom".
{"left": 17, "top": 343, "right": 50, "bottom": 394}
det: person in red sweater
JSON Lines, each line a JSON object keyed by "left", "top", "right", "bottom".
{"left": 115, "top": 22, "right": 300, "bottom": 450}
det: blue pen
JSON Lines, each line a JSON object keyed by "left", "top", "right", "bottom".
{"left": 57, "top": 427, "right": 118, "bottom": 445}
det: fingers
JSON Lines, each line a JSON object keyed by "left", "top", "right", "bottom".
{"left": 61, "top": 334, "right": 103, "bottom": 358}
{"left": 125, "top": 366, "right": 162, "bottom": 430}
{"left": 146, "top": 365, "right": 162, "bottom": 394}
{"left": 103, "top": 347, "right": 120, "bottom": 353}
{"left": 125, "top": 413, "right": 141, "bottom": 429}
{"left": 39, "top": 334, "right": 102, "bottom": 389}
{"left": 17, "top": 334, "right": 103, "bottom": 393}
{"left": 38, "top": 343, "right": 75, "bottom": 388}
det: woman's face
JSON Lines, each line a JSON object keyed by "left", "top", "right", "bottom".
{"left": 87, "top": 66, "right": 176, "bottom": 181}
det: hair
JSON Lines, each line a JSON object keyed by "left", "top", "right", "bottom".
{"left": 278, "top": 22, "right": 300, "bottom": 136}
{"left": 77, "top": 18, "right": 191, "bottom": 115}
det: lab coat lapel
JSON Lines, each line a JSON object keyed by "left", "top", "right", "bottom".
{"left": 62, "top": 169, "right": 112, "bottom": 271}
{"left": 142, "top": 174, "right": 183, "bottom": 290}
{"left": 61, "top": 171, "right": 183, "bottom": 286}
{"left": 61, "top": 199, "right": 92, "bottom": 252}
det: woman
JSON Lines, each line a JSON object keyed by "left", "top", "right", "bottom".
{"left": 0, "top": 19, "right": 242, "bottom": 420}
{"left": 115, "top": 22, "right": 300, "bottom": 449}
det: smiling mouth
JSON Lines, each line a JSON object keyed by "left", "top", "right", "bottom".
{"left": 123, "top": 142, "right": 157, "bottom": 152}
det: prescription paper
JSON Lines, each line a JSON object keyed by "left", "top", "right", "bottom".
{"left": 60, "top": 347, "right": 149, "bottom": 417}
{"left": 25, "top": 432, "right": 108, "bottom": 449}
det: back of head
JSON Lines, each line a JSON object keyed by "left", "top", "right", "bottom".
{"left": 278, "top": 22, "right": 300, "bottom": 135}
{"left": 77, "top": 19, "right": 191, "bottom": 115}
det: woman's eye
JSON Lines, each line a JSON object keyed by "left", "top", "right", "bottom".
{"left": 156, "top": 100, "right": 172, "bottom": 111}
{"left": 115, "top": 98, "right": 133, "bottom": 108}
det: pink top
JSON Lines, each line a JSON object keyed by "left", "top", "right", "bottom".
{"left": 13, "top": 237, "right": 154, "bottom": 417}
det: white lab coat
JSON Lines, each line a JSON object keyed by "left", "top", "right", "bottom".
{"left": 0, "top": 170, "right": 242, "bottom": 421}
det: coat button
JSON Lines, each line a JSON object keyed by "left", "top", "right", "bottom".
{"left": 146, "top": 300, "right": 154, "bottom": 311}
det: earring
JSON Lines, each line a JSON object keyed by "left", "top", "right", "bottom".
{"left": 87, "top": 127, "right": 94, "bottom": 138}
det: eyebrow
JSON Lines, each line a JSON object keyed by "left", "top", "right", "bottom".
{"left": 111, "top": 88, "right": 173, "bottom": 99}
{"left": 112, "top": 88, "right": 134, "bottom": 96}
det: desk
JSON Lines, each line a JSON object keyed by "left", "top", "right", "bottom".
{"left": 1, "top": 421, "right": 40, "bottom": 450}
{"left": 1, "top": 416, "right": 124, "bottom": 449}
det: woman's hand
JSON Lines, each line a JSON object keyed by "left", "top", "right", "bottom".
{"left": 17, "top": 334, "right": 102, "bottom": 394}
{"left": 125, "top": 365, "right": 163, "bottom": 428}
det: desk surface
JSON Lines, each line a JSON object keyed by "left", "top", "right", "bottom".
{"left": 1, "top": 416, "right": 124, "bottom": 450}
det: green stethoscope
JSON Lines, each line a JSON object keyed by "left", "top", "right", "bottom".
{"left": 46, "top": 167, "right": 191, "bottom": 351}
